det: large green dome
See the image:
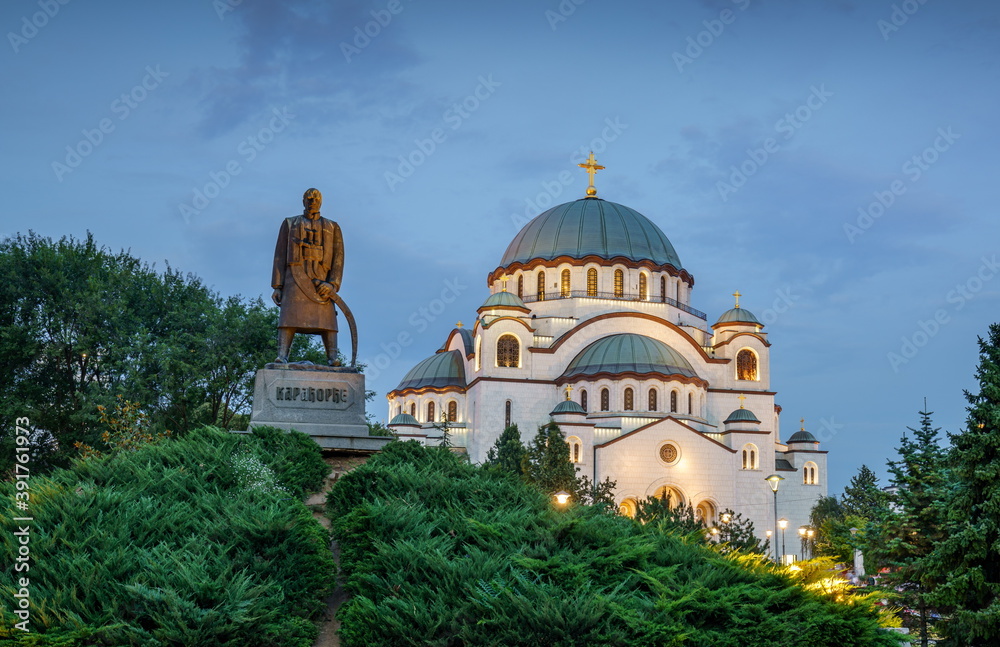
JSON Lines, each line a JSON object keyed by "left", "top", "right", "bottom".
{"left": 393, "top": 350, "right": 466, "bottom": 392}
{"left": 561, "top": 333, "right": 697, "bottom": 380}
{"left": 500, "top": 198, "right": 683, "bottom": 268}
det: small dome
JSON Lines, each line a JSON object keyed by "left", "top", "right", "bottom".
{"left": 480, "top": 291, "right": 528, "bottom": 311}
{"left": 724, "top": 408, "right": 760, "bottom": 424}
{"left": 561, "top": 333, "right": 698, "bottom": 380}
{"left": 440, "top": 327, "right": 475, "bottom": 355}
{"left": 500, "top": 198, "right": 683, "bottom": 269}
{"left": 388, "top": 412, "right": 420, "bottom": 427}
{"left": 393, "top": 350, "right": 466, "bottom": 392}
{"left": 787, "top": 430, "right": 818, "bottom": 443}
{"left": 551, "top": 399, "right": 586, "bottom": 415}
{"left": 715, "top": 307, "right": 761, "bottom": 326}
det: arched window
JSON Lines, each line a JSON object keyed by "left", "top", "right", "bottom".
{"left": 600, "top": 388, "right": 610, "bottom": 412}
{"left": 537, "top": 271, "right": 545, "bottom": 301}
{"left": 639, "top": 273, "right": 647, "bottom": 300}
{"left": 741, "top": 444, "right": 758, "bottom": 470}
{"left": 409, "top": 402, "right": 416, "bottom": 417}
{"left": 660, "top": 276, "right": 666, "bottom": 302}
{"left": 696, "top": 501, "right": 717, "bottom": 524}
{"left": 670, "top": 390, "right": 678, "bottom": 413}
{"left": 587, "top": 268, "right": 598, "bottom": 296}
{"left": 426, "top": 401, "right": 435, "bottom": 422}
{"left": 687, "top": 393, "right": 693, "bottom": 415}
{"left": 803, "top": 461, "right": 819, "bottom": 485}
{"left": 648, "top": 388, "right": 658, "bottom": 411}
{"left": 737, "top": 349, "right": 759, "bottom": 381}
{"left": 614, "top": 269, "right": 624, "bottom": 298}
{"left": 474, "top": 335, "right": 482, "bottom": 371}
{"left": 567, "top": 436, "right": 582, "bottom": 463}
{"left": 580, "top": 389, "right": 588, "bottom": 412}
{"left": 624, "top": 387, "right": 634, "bottom": 411}
{"left": 560, "top": 269, "right": 571, "bottom": 298}
{"left": 654, "top": 486, "right": 684, "bottom": 508}
{"left": 618, "top": 498, "right": 638, "bottom": 518}
{"left": 447, "top": 400, "right": 457, "bottom": 422}
{"left": 504, "top": 400, "right": 512, "bottom": 428}
{"left": 497, "top": 334, "right": 519, "bottom": 368}
{"left": 517, "top": 274, "right": 523, "bottom": 299}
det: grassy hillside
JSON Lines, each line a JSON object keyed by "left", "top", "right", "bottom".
{"left": 327, "top": 441, "right": 903, "bottom": 647}
{"left": 0, "top": 426, "right": 333, "bottom": 647}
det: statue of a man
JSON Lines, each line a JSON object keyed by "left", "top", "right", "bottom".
{"left": 271, "top": 188, "right": 344, "bottom": 365}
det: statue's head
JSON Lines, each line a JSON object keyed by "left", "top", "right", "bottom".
{"left": 303, "top": 188, "right": 322, "bottom": 217}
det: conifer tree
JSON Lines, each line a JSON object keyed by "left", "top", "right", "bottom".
{"left": 870, "top": 406, "right": 946, "bottom": 646}
{"left": 521, "top": 421, "right": 576, "bottom": 496}
{"left": 484, "top": 424, "right": 527, "bottom": 475}
{"left": 841, "top": 464, "right": 890, "bottom": 519}
{"left": 926, "top": 323, "right": 1000, "bottom": 646}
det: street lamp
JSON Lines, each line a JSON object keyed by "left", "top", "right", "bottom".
{"left": 798, "top": 526, "right": 807, "bottom": 561}
{"left": 807, "top": 528, "right": 815, "bottom": 559}
{"left": 553, "top": 490, "right": 570, "bottom": 506}
{"left": 778, "top": 518, "right": 788, "bottom": 563}
{"left": 765, "top": 474, "right": 784, "bottom": 563}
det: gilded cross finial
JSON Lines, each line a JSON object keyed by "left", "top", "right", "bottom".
{"left": 738, "top": 394, "right": 746, "bottom": 409}
{"left": 500, "top": 274, "right": 510, "bottom": 292}
{"left": 733, "top": 290, "right": 742, "bottom": 308}
{"left": 578, "top": 151, "right": 605, "bottom": 197}
{"left": 564, "top": 384, "right": 573, "bottom": 401}
{"left": 800, "top": 418, "right": 806, "bottom": 431}
{"left": 456, "top": 321, "right": 463, "bottom": 328}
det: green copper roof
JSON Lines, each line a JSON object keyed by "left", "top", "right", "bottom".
{"left": 787, "top": 430, "right": 818, "bottom": 443}
{"left": 388, "top": 412, "right": 420, "bottom": 426}
{"left": 500, "top": 198, "right": 683, "bottom": 268}
{"left": 716, "top": 307, "right": 761, "bottom": 325}
{"left": 551, "top": 399, "right": 586, "bottom": 415}
{"left": 394, "top": 350, "right": 466, "bottom": 392}
{"left": 724, "top": 408, "right": 761, "bottom": 424}
{"left": 439, "top": 327, "right": 475, "bottom": 355}
{"left": 561, "top": 333, "right": 697, "bottom": 380}
{"left": 481, "top": 291, "right": 528, "bottom": 310}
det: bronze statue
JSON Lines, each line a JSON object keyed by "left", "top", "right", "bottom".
{"left": 272, "top": 188, "right": 344, "bottom": 366}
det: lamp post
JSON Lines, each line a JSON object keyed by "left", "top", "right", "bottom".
{"left": 765, "top": 529, "right": 773, "bottom": 558}
{"left": 764, "top": 474, "right": 784, "bottom": 563}
{"left": 798, "top": 526, "right": 807, "bottom": 561}
{"left": 553, "top": 490, "right": 570, "bottom": 506}
{"left": 778, "top": 518, "right": 788, "bottom": 564}
{"left": 806, "top": 528, "right": 814, "bottom": 559}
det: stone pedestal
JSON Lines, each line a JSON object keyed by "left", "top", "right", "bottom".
{"left": 248, "top": 363, "right": 392, "bottom": 451}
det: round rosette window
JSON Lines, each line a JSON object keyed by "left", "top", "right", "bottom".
{"left": 658, "top": 442, "right": 680, "bottom": 465}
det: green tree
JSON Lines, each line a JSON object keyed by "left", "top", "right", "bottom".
{"left": 869, "top": 406, "right": 946, "bottom": 647}
{"left": 521, "top": 421, "right": 577, "bottom": 495}
{"left": 925, "top": 323, "right": 1000, "bottom": 646}
{"left": 716, "top": 508, "right": 769, "bottom": 555}
{"left": 484, "top": 424, "right": 527, "bottom": 476}
{"left": 842, "top": 464, "right": 890, "bottom": 519}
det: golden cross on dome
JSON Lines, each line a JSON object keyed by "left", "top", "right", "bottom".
{"left": 456, "top": 321, "right": 463, "bottom": 328}
{"left": 499, "top": 274, "right": 510, "bottom": 292}
{"left": 578, "top": 151, "right": 605, "bottom": 197}
{"left": 564, "top": 384, "right": 573, "bottom": 400}
{"left": 733, "top": 290, "right": 742, "bottom": 308}
{"left": 800, "top": 418, "right": 806, "bottom": 431}
{"left": 738, "top": 394, "right": 746, "bottom": 408}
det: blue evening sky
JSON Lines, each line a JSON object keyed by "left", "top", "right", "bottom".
{"left": 3, "top": 0, "right": 998, "bottom": 493}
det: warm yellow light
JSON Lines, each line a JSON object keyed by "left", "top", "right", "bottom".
{"left": 798, "top": 527, "right": 807, "bottom": 537}
{"left": 554, "top": 490, "right": 570, "bottom": 505}
{"left": 721, "top": 513, "right": 731, "bottom": 524}
{"left": 765, "top": 473, "right": 785, "bottom": 492}
{"left": 766, "top": 530, "right": 772, "bottom": 538}
{"left": 778, "top": 518, "right": 788, "bottom": 530}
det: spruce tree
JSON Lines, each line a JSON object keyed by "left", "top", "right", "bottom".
{"left": 484, "top": 424, "right": 527, "bottom": 475}
{"left": 926, "top": 323, "right": 1000, "bottom": 646}
{"left": 841, "top": 464, "right": 890, "bottom": 518}
{"left": 521, "top": 421, "right": 577, "bottom": 496}
{"left": 871, "top": 406, "right": 946, "bottom": 646}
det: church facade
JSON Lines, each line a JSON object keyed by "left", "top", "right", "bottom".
{"left": 385, "top": 157, "right": 827, "bottom": 552}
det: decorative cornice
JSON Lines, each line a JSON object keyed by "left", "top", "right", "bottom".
{"left": 480, "top": 316, "right": 535, "bottom": 332}
{"left": 487, "top": 255, "right": 695, "bottom": 288}
{"left": 595, "top": 416, "right": 736, "bottom": 454}
{"left": 712, "top": 331, "right": 772, "bottom": 349}
{"left": 555, "top": 370, "right": 709, "bottom": 389}
{"left": 707, "top": 388, "right": 777, "bottom": 396}
{"left": 386, "top": 385, "right": 466, "bottom": 399}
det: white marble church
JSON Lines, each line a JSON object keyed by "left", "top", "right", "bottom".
{"left": 386, "top": 155, "right": 827, "bottom": 549}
